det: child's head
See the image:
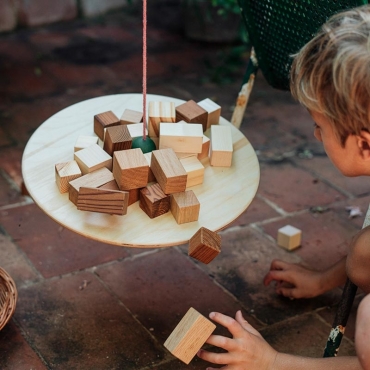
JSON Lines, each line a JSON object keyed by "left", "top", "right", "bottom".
{"left": 290, "top": 5, "right": 370, "bottom": 146}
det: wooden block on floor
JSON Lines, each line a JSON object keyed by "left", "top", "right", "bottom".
{"left": 120, "top": 108, "right": 143, "bottom": 125}
{"left": 159, "top": 123, "right": 203, "bottom": 154}
{"left": 140, "top": 182, "right": 170, "bottom": 218}
{"left": 74, "top": 143, "right": 112, "bottom": 175}
{"left": 151, "top": 148, "right": 187, "bottom": 194}
{"left": 170, "top": 190, "right": 200, "bottom": 224}
{"left": 143, "top": 152, "right": 156, "bottom": 183}
{"left": 148, "top": 101, "right": 176, "bottom": 137}
{"left": 197, "top": 98, "right": 221, "bottom": 129}
{"left": 164, "top": 307, "right": 216, "bottom": 364}
{"left": 188, "top": 227, "right": 221, "bottom": 264}
{"left": 94, "top": 111, "right": 120, "bottom": 140}
{"left": 197, "top": 135, "right": 210, "bottom": 160}
{"left": 179, "top": 156, "right": 204, "bottom": 188}
{"left": 74, "top": 135, "right": 99, "bottom": 152}
{"left": 126, "top": 123, "right": 148, "bottom": 139}
{"left": 113, "top": 148, "right": 149, "bottom": 190}
{"left": 277, "top": 225, "right": 302, "bottom": 250}
{"left": 103, "top": 125, "right": 132, "bottom": 156}
{"left": 69, "top": 167, "right": 115, "bottom": 205}
{"left": 55, "top": 160, "right": 82, "bottom": 193}
{"left": 77, "top": 187, "right": 129, "bottom": 216}
{"left": 209, "top": 125, "right": 233, "bottom": 167}
{"left": 175, "top": 100, "right": 208, "bottom": 132}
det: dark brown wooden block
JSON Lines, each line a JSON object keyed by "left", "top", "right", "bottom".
{"left": 139, "top": 182, "right": 170, "bottom": 218}
{"left": 175, "top": 100, "right": 208, "bottom": 132}
{"left": 103, "top": 125, "right": 132, "bottom": 156}
{"left": 94, "top": 111, "right": 120, "bottom": 140}
{"left": 188, "top": 227, "right": 221, "bottom": 264}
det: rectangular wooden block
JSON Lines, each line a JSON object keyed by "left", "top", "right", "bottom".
{"left": 175, "top": 100, "right": 208, "bottom": 132}
{"left": 126, "top": 123, "right": 148, "bottom": 139}
{"left": 277, "top": 225, "right": 302, "bottom": 250}
{"left": 120, "top": 108, "right": 143, "bottom": 125}
{"left": 55, "top": 160, "right": 82, "bottom": 194}
{"left": 148, "top": 101, "right": 176, "bottom": 137}
{"left": 164, "top": 307, "right": 216, "bottom": 364}
{"left": 188, "top": 227, "right": 221, "bottom": 264}
{"left": 197, "top": 98, "right": 221, "bottom": 129}
{"left": 94, "top": 111, "right": 120, "bottom": 140}
{"left": 103, "top": 125, "right": 132, "bottom": 156}
{"left": 74, "top": 143, "right": 112, "bottom": 175}
{"left": 159, "top": 123, "right": 203, "bottom": 154}
{"left": 150, "top": 149, "right": 187, "bottom": 194}
{"left": 74, "top": 135, "right": 99, "bottom": 152}
{"left": 113, "top": 148, "right": 149, "bottom": 190}
{"left": 69, "top": 167, "right": 115, "bottom": 206}
{"left": 209, "top": 125, "right": 233, "bottom": 167}
{"left": 197, "top": 135, "right": 210, "bottom": 160}
{"left": 170, "top": 190, "right": 200, "bottom": 224}
{"left": 179, "top": 156, "right": 204, "bottom": 188}
{"left": 140, "top": 182, "right": 170, "bottom": 218}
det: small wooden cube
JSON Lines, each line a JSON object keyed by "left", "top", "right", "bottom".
{"left": 126, "top": 122, "right": 148, "bottom": 139}
{"left": 209, "top": 125, "right": 233, "bottom": 167}
{"left": 188, "top": 227, "right": 221, "bottom": 264}
{"left": 148, "top": 101, "right": 176, "bottom": 137}
{"left": 140, "top": 182, "right": 170, "bottom": 218}
{"left": 277, "top": 225, "right": 302, "bottom": 250}
{"left": 198, "top": 135, "right": 210, "bottom": 160}
{"left": 164, "top": 307, "right": 216, "bottom": 364}
{"left": 120, "top": 108, "right": 143, "bottom": 125}
{"left": 103, "top": 125, "right": 132, "bottom": 156}
{"left": 176, "top": 100, "right": 208, "bottom": 132}
{"left": 170, "top": 190, "right": 200, "bottom": 224}
{"left": 179, "top": 156, "right": 204, "bottom": 188}
{"left": 74, "top": 143, "right": 112, "bottom": 175}
{"left": 55, "top": 160, "right": 82, "bottom": 193}
{"left": 197, "top": 98, "right": 221, "bottom": 129}
{"left": 74, "top": 135, "right": 99, "bottom": 152}
{"left": 94, "top": 111, "right": 120, "bottom": 140}
{"left": 113, "top": 148, "right": 149, "bottom": 190}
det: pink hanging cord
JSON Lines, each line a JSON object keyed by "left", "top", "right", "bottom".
{"left": 142, "top": 0, "right": 147, "bottom": 140}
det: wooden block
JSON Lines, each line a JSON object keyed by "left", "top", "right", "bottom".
{"left": 69, "top": 167, "right": 115, "bottom": 205}
{"left": 170, "top": 190, "right": 200, "bottom": 224}
{"left": 74, "top": 135, "right": 99, "bottom": 152}
{"left": 179, "top": 156, "right": 204, "bottom": 188}
{"left": 159, "top": 123, "right": 203, "bottom": 154}
{"left": 148, "top": 101, "right": 176, "bottom": 137}
{"left": 140, "top": 183, "right": 170, "bottom": 218}
{"left": 209, "top": 125, "right": 233, "bottom": 167}
{"left": 197, "top": 98, "right": 221, "bottom": 129}
{"left": 98, "top": 179, "right": 120, "bottom": 191}
{"left": 175, "top": 100, "right": 208, "bottom": 132}
{"left": 120, "top": 108, "right": 143, "bottom": 125}
{"left": 188, "top": 227, "right": 221, "bottom": 264}
{"left": 143, "top": 152, "right": 156, "bottom": 183}
{"left": 55, "top": 160, "right": 82, "bottom": 193}
{"left": 126, "top": 123, "right": 148, "bottom": 139}
{"left": 176, "top": 152, "right": 197, "bottom": 159}
{"left": 277, "top": 225, "right": 302, "bottom": 250}
{"left": 74, "top": 143, "right": 112, "bottom": 175}
{"left": 94, "top": 111, "right": 120, "bottom": 140}
{"left": 77, "top": 187, "right": 129, "bottom": 216}
{"left": 127, "top": 188, "right": 140, "bottom": 206}
{"left": 197, "top": 135, "right": 210, "bottom": 160}
{"left": 164, "top": 307, "right": 216, "bottom": 364}
{"left": 151, "top": 149, "right": 187, "bottom": 194}
{"left": 103, "top": 125, "right": 132, "bottom": 156}
{"left": 113, "top": 148, "right": 149, "bottom": 190}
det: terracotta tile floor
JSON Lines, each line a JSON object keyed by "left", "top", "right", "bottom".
{"left": 1, "top": 2, "right": 368, "bottom": 369}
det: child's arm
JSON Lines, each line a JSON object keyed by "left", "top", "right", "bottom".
{"left": 198, "top": 311, "right": 362, "bottom": 370}
{"left": 263, "top": 257, "right": 347, "bottom": 299}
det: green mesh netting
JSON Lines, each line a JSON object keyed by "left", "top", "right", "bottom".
{"left": 238, "top": 0, "right": 368, "bottom": 90}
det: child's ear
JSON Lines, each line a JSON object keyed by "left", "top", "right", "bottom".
{"left": 357, "top": 130, "right": 370, "bottom": 160}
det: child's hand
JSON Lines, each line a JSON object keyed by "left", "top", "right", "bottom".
{"left": 197, "top": 311, "right": 277, "bottom": 370}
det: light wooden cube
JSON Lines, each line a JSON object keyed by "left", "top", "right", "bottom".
{"left": 179, "top": 156, "right": 204, "bottom": 188}
{"left": 140, "top": 182, "right": 170, "bottom": 219}
{"left": 55, "top": 160, "right": 82, "bottom": 193}
{"left": 126, "top": 122, "right": 148, "bottom": 139}
{"left": 120, "top": 108, "right": 143, "bottom": 125}
{"left": 103, "top": 125, "right": 132, "bottom": 156}
{"left": 277, "top": 225, "right": 302, "bottom": 250}
{"left": 74, "top": 135, "right": 99, "bottom": 152}
{"left": 170, "top": 190, "right": 200, "bottom": 224}
{"left": 164, "top": 307, "right": 216, "bottom": 364}
{"left": 209, "top": 125, "right": 233, "bottom": 167}
{"left": 197, "top": 98, "right": 221, "bottom": 129}
{"left": 74, "top": 143, "right": 112, "bottom": 175}
{"left": 197, "top": 135, "right": 210, "bottom": 160}
{"left": 188, "top": 227, "right": 221, "bottom": 264}
{"left": 113, "top": 148, "right": 149, "bottom": 190}
{"left": 148, "top": 101, "right": 176, "bottom": 137}
{"left": 94, "top": 111, "right": 120, "bottom": 140}
{"left": 175, "top": 100, "right": 208, "bottom": 132}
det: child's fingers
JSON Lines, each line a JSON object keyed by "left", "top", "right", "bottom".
{"left": 209, "top": 312, "right": 248, "bottom": 338}
{"left": 197, "top": 348, "right": 232, "bottom": 365}
{"left": 205, "top": 334, "right": 239, "bottom": 351}
{"left": 235, "top": 310, "right": 261, "bottom": 337}
{"left": 269, "top": 259, "right": 290, "bottom": 271}
{"left": 276, "top": 285, "right": 298, "bottom": 299}
{"left": 263, "top": 269, "right": 293, "bottom": 286}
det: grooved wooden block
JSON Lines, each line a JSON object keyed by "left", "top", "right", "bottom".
{"left": 209, "top": 125, "right": 233, "bottom": 167}
{"left": 55, "top": 160, "right": 82, "bottom": 193}
{"left": 74, "top": 135, "right": 99, "bottom": 152}
{"left": 140, "top": 182, "right": 170, "bottom": 218}
{"left": 77, "top": 187, "right": 129, "bottom": 216}
{"left": 103, "top": 125, "right": 132, "bottom": 156}
{"left": 197, "top": 98, "right": 221, "bottom": 129}
{"left": 143, "top": 152, "right": 156, "bottom": 183}
{"left": 159, "top": 123, "right": 203, "bottom": 153}
{"left": 74, "top": 143, "right": 112, "bottom": 175}
{"left": 170, "top": 190, "right": 200, "bottom": 224}
{"left": 113, "top": 148, "right": 149, "bottom": 190}
{"left": 148, "top": 101, "right": 176, "bottom": 137}
{"left": 120, "top": 108, "right": 143, "bottom": 125}
{"left": 175, "top": 100, "right": 208, "bottom": 132}
{"left": 68, "top": 167, "right": 115, "bottom": 206}
{"left": 164, "top": 307, "right": 216, "bottom": 364}
{"left": 94, "top": 111, "right": 120, "bottom": 140}
{"left": 198, "top": 135, "right": 210, "bottom": 160}
{"left": 179, "top": 156, "right": 204, "bottom": 188}
{"left": 126, "top": 122, "right": 148, "bottom": 139}
{"left": 277, "top": 225, "right": 302, "bottom": 250}
{"left": 188, "top": 227, "right": 221, "bottom": 264}
{"left": 151, "top": 148, "right": 187, "bottom": 194}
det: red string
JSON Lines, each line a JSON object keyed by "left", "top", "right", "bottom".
{"left": 142, "top": 0, "right": 147, "bottom": 140}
